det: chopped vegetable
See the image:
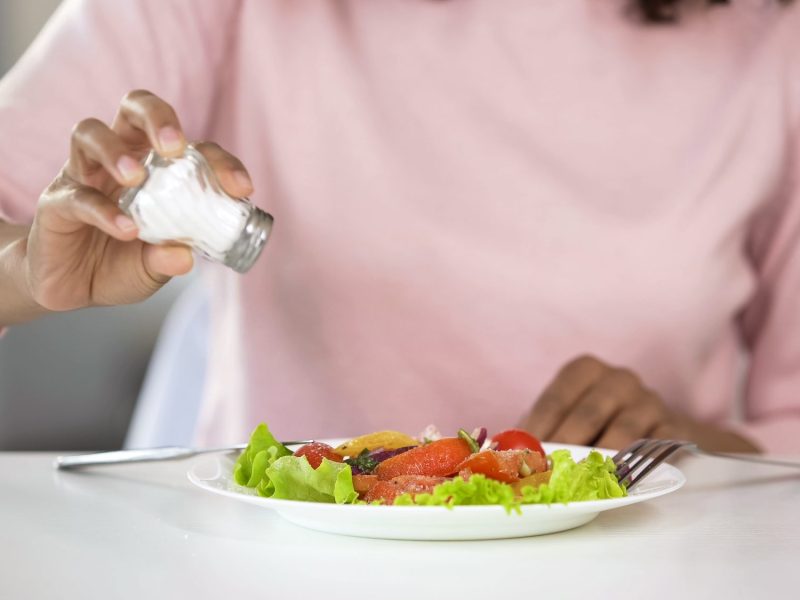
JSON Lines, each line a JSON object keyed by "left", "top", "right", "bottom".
{"left": 232, "top": 423, "right": 626, "bottom": 509}
{"left": 396, "top": 451, "right": 624, "bottom": 509}
{"left": 491, "top": 429, "right": 546, "bottom": 458}
{"left": 457, "top": 428, "right": 480, "bottom": 453}
{"left": 345, "top": 449, "right": 380, "bottom": 474}
{"left": 518, "top": 450, "right": 626, "bottom": 503}
{"left": 472, "top": 427, "right": 488, "bottom": 448}
{"left": 375, "top": 438, "right": 472, "bottom": 480}
{"left": 511, "top": 471, "right": 551, "bottom": 495}
{"left": 395, "top": 474, "right": 520, "bottom": 511}
{"left": 363, "top": 475, "right": 446, "bottom": 504}
{"left": 368, "top": 446, "right": 416, "bottom": 462}
{"left": 417, "top": 424, "right": 442, "bottom": 443}
{"left": 353, "top": 474, "right": 379, "bottom": 495}
{"left": 334, "top": 431, "right": 419, "bottom": 457}
{"left": 294, "top": 442, "right": 344, "bottom": 469}
{"left": 345, "top": 446, "right": 416, "bottom": 474}
{"left": 455, "top": 449, "right": 546, "bottom": 483}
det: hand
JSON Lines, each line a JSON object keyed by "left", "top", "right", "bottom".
{"left": 520, "top": 355, "right": 682, "bottom": 450}
{"left": 24, "top": 89, "right": 254, "bottom": 311}
{"left": 521, "top": 355, "right": 761, "bottom": 452}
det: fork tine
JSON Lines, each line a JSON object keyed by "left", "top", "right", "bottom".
{"left": 615, "top": 439, "right": 668, "bottom": 481}
{"left": 612, "top": 438, "right": 649, "bottom": 466}
{"left": 620, "top": 441, "right": 688, "bottom": 491}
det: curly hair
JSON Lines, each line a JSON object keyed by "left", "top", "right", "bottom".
{"left": 638, "top": 0, "right": 793, "bottom": 22}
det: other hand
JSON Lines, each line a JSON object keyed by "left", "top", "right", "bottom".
{"left": 521, "top": 355, "right": 760, "bottom": 452}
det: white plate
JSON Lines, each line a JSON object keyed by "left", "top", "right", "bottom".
{"left": 188, "top": 441, "right": 685, "bottom": 540}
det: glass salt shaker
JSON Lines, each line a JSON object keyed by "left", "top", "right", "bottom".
{"left": 118, "top": 145, "right": 273, "bottom": 273}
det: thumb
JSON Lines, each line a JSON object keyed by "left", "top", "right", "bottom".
{"left": 141, "top": 243, "right": 194, "bottom": 284}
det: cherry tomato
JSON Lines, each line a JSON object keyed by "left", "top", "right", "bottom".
{"left": 491, "top": 429, "right": 545, "bottom": 457}
{"left": 375, "top": 438, "right": 472, "bottom": 480}
{"left": 293, "top": 442, "right": 344, "bottom": 469}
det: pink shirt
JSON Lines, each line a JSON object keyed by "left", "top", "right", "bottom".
{"left": 2, "top": 0, "right": 800, "bottom": 452}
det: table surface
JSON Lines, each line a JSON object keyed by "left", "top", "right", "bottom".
{"left": 1, "top": 452, "right": 798, "bottom": 600}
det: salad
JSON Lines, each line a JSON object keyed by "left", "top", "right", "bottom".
{"left": 233, "top": 423, "right": 626, "bottom": 511}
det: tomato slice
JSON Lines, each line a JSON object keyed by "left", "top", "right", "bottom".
{"left": 457, "top": 450, "right": 521, "bottom": 483}
{"left": 293, "top": 442, "right": 344, "bottom": 469}
{"left": 491, "top": 429, "right": 545, "bottom": 457}
{"left": 375, "top": 438, "right": 472, "bottom": 480}
{"left": 353, "top": 474, "right": 379, "bottom": 496}
{"left": 455, "top": 449, "right": 546, "bottom": 483}
{"left": 511, "top": 471, "right": 552, "bottom": 495}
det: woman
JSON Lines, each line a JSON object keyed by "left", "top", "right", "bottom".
{"left": 1, "top": 0, "right": 798, "bottom": 452}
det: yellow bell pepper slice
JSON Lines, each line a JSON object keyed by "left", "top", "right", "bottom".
{"left": 333, "top": 430, "right": 419, "bottom": 457}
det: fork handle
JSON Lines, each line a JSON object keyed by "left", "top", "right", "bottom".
{"left": 55, "top": 447, "right": 197, "bottom": 470}
{"left": 692, "top": 448, "right": 800, "bottom": 469}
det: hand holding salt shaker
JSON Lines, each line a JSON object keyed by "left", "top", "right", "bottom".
{"left": 118, "top": 145, "right": 273, "bottom": 273}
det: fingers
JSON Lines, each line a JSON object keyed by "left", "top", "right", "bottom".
{"left": 113, "top": 89, "right": 187, "bottom": 157}
{"left": 526, "top": 355, "right": 675, "bottom": 449}
{"left": 85, "top": 241, "right": 194, "bottom": 306}
{"left": 142, "top": 243, "right": 194, "bottom": 280}
{"left": 68, "top": 89, "right": 187, "bottom": 192}
{"left": 72, "top": 92, "right": 251, "bottom": 205}
{"left": 649, "top": 417, "right": 692, "bottom": 443}
{"left": 595, "top": 391, "right": 666, "bottom": 450}
{"left": 549, "top": 368, "right": 641, "bottom": 445}
{"left": 195, "top": 141, "right": 254, "bottom": 197}
{"left": 68, "top": 118, "right": 146, "bottom": 189}
{"left": 39, "top": 176, "right": 140, "bottom": 242}
{"left": 650, "top": 424, "right": 675, "bottom": 439}
{"left": 526, "top": 355, "right": 607, "bottom": 440}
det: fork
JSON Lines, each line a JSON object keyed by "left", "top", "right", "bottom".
{"left": 612, "top": 439, "right": 800, "bottom": 491}
{"left": 54, "top": 441, "right": 311, "bottom": 470}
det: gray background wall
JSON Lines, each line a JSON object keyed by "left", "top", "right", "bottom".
{"left": 0, "top": 0, "right": 186, "bottom": 450}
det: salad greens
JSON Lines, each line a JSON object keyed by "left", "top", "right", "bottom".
{"left": 519, "top": 449, "right": 626, "bottom": 504}
{"left": 234, "top": 424, "right": 358, "bottom": 503}
{"left": 233, "top": 423, "right": 626, "bottom": 509}
{"left": 233, "top": 423, "right": 292, "bottom": 490}
{"left": 395, "top": 474, "right": 518, "bottom": 510}
{"left": 395, "top": 449, "right": 625, "bottom": 512}
{"left": 266, "top": 456, "right": 358, "bottom": 504}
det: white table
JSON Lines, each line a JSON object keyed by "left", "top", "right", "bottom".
{"left": 1, "top": 452, "right": 797, "bottom": 599}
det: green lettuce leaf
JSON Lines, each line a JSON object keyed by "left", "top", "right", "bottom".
{"left": 519, "top": 449, "right": 626, "bottom": 504}
{"left": 233, "top": 423, "right": 292, "bottom": 488}
{"left": 264, "top": 456, "right": 358, "bottom": 504}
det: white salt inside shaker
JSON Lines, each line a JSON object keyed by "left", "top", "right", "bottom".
{"left": 118, "top": 145, "right": 272, "bottom": 273}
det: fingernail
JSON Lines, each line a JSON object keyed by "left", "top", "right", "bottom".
{"left": 117, "top": 156, "right": 143, "bottom": 182}
{"left": 233, "top": 171, "right": 253, "bottom": 191}
{"left": 115, "top": 214, "right": 137, "bottom": 232}
{"left": 158, "top": 126, "right": 184, "bottom": 153}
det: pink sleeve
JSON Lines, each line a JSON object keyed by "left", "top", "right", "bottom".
{"left": 0, "top": 0, "right": 240, "bottom": 223}
{"left": 738, "top": 111, "right": 800, "bottom": 453}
